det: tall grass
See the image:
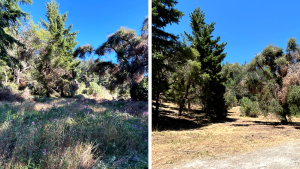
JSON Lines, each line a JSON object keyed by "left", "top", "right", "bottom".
{"left": 0, "top": 98, "right": 148, "bottom": 168}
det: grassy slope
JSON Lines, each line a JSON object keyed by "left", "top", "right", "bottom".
{"left": 0, "top": 97, "right": 148, "bottom": 169}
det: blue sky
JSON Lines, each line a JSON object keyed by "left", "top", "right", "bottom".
{"left": 164, "top": 0, "right": 300, "bottom": 65}
{"left": 20, "top": 0, "right": 148, "bottom": 63}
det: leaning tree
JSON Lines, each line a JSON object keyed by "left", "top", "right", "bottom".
{"left": 243, "top": 38, "right": 300, "bottom": 124}
{"left": 74, "top": 18, "right": 148, "bottom": 101}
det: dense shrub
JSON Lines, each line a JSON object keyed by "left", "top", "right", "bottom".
{"left": 224, "top": 91, "right": 238, "bottom": 110}
{"left": 87, "top": 82, "right": 104, "bottom": 97}
{"left": 287, "top": 85, "right": 300, "bottom": 117}
{"left": 0, "top": 87, "right": 24, "bottom": 102}
{"left": 240, "top": 97, "right": 259, "bottom": 117}
{"left": 130, "top": 79, "right": 148, "bottom": 101}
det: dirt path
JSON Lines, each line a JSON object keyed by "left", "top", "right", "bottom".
{"left": 174, "top": 140, "right": 300, "bottom": 169}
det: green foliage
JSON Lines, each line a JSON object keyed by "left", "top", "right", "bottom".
{"left": 221, "top": 62, "right": 250, "bottom": 104}
{"left": 287, "top": 85, "right": 300, "bottom": 117}
{"left": 224, "top": 91, "right": 238, "bottom": 110}
{"left": 34, "top": 0, "right": 79, "bottom": 97}
{"left": 0, "top": 0, "right": 32, "bottom": 63}
{"left": 87, "top": 82, "right": 104, "bottom": 97}
{"left": 239, "top": 97, "right": 259, "bottom": 117}
{"left": 0, "top": 99, "right": 148, "bottom": 168}
{"left": 242, "top": 42, "right": 296, "bottom": 123}
{"left": 152, "top": 0, "right": 184, "bottom": 117}
{"left": 130, "top": 77, "right": 148, "bottom": 101}
{"left": 184, "top": 7, "right": 227, "bottom": 118}
{"left": 93, "top": 25, "right": 148, "bottom": 99}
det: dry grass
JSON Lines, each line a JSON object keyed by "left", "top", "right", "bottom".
{"left": 152, "top": 105, "right": 300, "bottom": 169}
{"left": 0, "top": 97, "right": 148, "bottom": 168}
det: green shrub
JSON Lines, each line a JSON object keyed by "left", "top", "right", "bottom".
{"left": 287, "top": 85, "right": 300, "bottom": 117}
{"left": 130, "top": 79, "right": 148, "bottom": 101}
{"left": 6, "top": 82, "right": 18, "bottom": 93}
{"left": 224, "top": 91, "right": 238, "bottom": 110}
{"left": 240, "top": 97, "right": 259, "bottom": 117}
{"left": 87, "top": 82, "right": 104, "bottom": 97}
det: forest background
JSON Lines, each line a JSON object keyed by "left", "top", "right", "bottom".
{"left": 152, "top": 0, "right": 300, "bottom": 124}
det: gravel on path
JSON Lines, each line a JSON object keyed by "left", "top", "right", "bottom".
{"left": 173, "top": 141, "right": 300, "bottom": 169}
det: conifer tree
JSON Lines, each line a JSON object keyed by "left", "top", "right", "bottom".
{"left": 152, "top": 0, "right": 184, "bottom": 117}
{"left": 92, "top": 25, "right": 148, "bottom": 101}
{"left": 0, "top": 0, "right": 32, "bottom": 62}
{"left": 184, "top": 7, "right": 227, "bottom": 118}
{"left": 34, "top": 0, "right": 79, "bottom": 97}
{"left": 0, "top": 0, "right": 32, "bottom": 84}
{"left": 166, "top": 43, "right": 211, "bottom": 116}
{"left": 75, "top": 18, "right": 148, "bottom": 101}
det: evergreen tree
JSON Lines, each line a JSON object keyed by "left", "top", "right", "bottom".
{"left": 152, "top": 0, "right": 184, "bottom": 117}
{"left": 0, "top": 0, "right": 32, "bottom": 63}
{"left": 93, "top": 25, "right": 148, "bottom": 101}
{"left": 166, "top": 43, "right": 210, "bottom": 116}
{"left": 184, "top": 7, "right": 227, "bottom": 118}
{"left": 34, "top": 0, "right": 79, "bottom": 97}
{"left": 0, "top": 0, "right": 33, "bottom": 87}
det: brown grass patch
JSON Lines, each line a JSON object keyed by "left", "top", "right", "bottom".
{"left": 152, "top": 105, "right": 300, "bottom": 169}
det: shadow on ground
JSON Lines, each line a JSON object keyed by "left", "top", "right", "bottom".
{"left": 231, "top": 120, "right": 300, "bottom": 130}
{"left": 152, "top": 103, "right": 238, "bottom": 132}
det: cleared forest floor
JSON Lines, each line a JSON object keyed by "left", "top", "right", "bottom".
{"left": 152, "top": 103, "right": 300, "bottom": 169}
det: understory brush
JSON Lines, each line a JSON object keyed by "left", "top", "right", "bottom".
{"left": 0, "top": 98, "right": 148, "bottom": 168}
{"left": 239, "top": 97, "right": 259, "bottom": 117}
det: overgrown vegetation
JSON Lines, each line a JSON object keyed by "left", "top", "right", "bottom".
{"left": 221, "top": 38, "right": 300, "bottom": 123}
{"left": 152, "top": 0, "right": 227, "bottom": 119}
{"left": 0, "top": 99, "right": 148, "bottom": 168}
{"left": 0, "top": 0, "right": 148, "bottom": 168}
{"left": 152, "top": 0, "right": 300, "bottom": 126}
{"left": 0, "top": 0, "right": 148, "bottom": 101}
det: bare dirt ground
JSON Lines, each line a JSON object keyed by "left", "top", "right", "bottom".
{"left": 152, "top": 103, "right": 300, "bottom": 169}
{"left": 175, "top": 141, "right": 300, "bottom": 169}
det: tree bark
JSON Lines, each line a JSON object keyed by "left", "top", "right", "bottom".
{"left": 60, "top": 86, "right": 64, "bottom": 97}
{"left": 154, "top": 90, "right": 160, "bottom": 118}
{"left": 3, "top": 67, "right": 7, "bottom": 86}
{"left": 178, "top": 81, "right": 191, "bottom": 116}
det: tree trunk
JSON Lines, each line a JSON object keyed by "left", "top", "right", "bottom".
{"left": 17, "top": 69, "right": 20, "bottom": 87}
{"left": 154, "top": 90, "right": 160, "bottom": 118}
{"left": 281, "top": 110, "right": 288, "bottom": 124}
{"left": 60, "top": 86, "right": 64, "bottom": 97}
{"left": 281, "top": 104, "right": 289, "bottom": 124}
{"left": 178, "top": 81, "right": 191, "bottom": 116}
{"left": 3, "top": 67, "right": 7, "bottom": 86}
{"left": 46, "top": 87, "right": 50, "bottom": 98}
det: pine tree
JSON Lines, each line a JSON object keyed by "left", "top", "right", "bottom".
{"left": 93, "top": 24, "right": 148, "bottom": 101}
{"left": 166, "top": 43, "right": 210, "bottom": 116}
{"left": 0, "top": 0, "right": 32, "bottom": 62}
{"left": 152, "top": 0, "right": 184, "bottom": 117}
{"left": 0, "top": 0, "right": 33, "bottom": 87}
{"left": 34, "top": 0, "right": 79, "bottom": 97}
{"left": 184, "top": 7, "right": 227, "bottom": 118}
{"left": 74, "top": 18, "right": 148, "bottom": 101}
